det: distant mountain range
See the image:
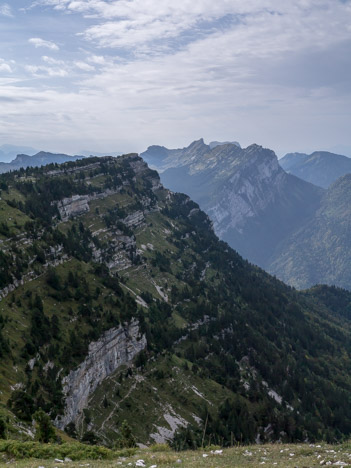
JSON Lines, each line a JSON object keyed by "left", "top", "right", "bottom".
{"left": 3, "top": 141, "right": 351, "bottom": 291}
{"left": 142, "top": 140, "right": 323, "bottom": 269}
{"left": 142, "top": 140, "right": 351, "bottom": 290}
{"left": 0, "top": 151, "right": 85, "bottom": 173}
{"left": 280, "top": 151, "right": 351, "bottom": 188}
{"left": 0, "top": 144, "right": 38, "bottom": 162}
{"left": 80, "top": 150, "right": 122, "bottom": 158}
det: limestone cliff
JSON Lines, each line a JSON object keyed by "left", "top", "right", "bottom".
{"left": 56, "top": 320, "right": 146, "bottom": 430}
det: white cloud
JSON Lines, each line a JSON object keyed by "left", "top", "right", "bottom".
{"left": 33, "top": 1, "right": 351, "bottom": 55}
{"left": 42, "top": 55, "right": 64, "bottom": 65}
{"left": 75, "top": 61, "right": 95, "bottom": 71}
{"left": 87, "top": 55, "right": 106, "bottom": 65}
{"left": 0, "top": 3, "right": 13, "bottom": 17}
{"left": 29, "top": 37, "right": 59, "bottom": 50}
{"left": 0, "top": 59, "right": 12, "bottom": 73}
{"left": 25, "top": 64, "right": 67, "bottom": 77}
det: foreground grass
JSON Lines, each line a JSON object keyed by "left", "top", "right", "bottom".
{"left": 1, "top": 442, "right": 351, "bottom": 467}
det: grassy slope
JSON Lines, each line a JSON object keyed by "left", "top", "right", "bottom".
{"left": 2, "top": 443, "right": 351, "bottom": 467}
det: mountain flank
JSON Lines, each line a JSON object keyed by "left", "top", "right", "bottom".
{"left": 268, "top": 173, "right": 351, "bottom": 289}
{"left": 0, "top": 155, "right": 351, "bottom": 446}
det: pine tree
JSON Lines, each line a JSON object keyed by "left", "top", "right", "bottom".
{"left": 33, "top": 409, "right": 56, "bottom": 443}
{"left": 115, "top": 420, "right": 136, "bottom": 448}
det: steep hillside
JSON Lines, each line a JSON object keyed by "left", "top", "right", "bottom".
{"left": 268, "top": 174, "right": 351, "bottom": 289}
{"left": 280, "top": 151, "right": 351, "bottom": 188}
{"left": 0, "top": 151, "right": 84, "bottom": 174}
{"left": 141, "top": 140, "right": 323, "bottom": 267}
{"left": 0, "top": 155, "right": 351, "bottom": 447}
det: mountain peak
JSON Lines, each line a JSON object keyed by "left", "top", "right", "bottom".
{"left": 186, "top": 138, "right": 207, "bottom": 150}
{"left": 244, "top": 144, "right": 278, "bottom": 164}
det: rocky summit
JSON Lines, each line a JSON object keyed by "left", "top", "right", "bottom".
{"left": 0, "top": 154, "right": 351, "bottom": 447}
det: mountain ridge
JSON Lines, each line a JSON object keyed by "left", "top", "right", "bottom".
{"left": 0, "top": 151, "right": 85, "bottom": 174}
{"left": 280, "top": 150, "right": 351, "bottom": 188}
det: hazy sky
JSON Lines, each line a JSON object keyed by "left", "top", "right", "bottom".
{"left": 0, "top": 0, "right": 350, "bottom": 156}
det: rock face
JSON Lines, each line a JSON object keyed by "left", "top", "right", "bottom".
{"left": 207, "top": 145, "right": 284, "bottom": 237}
{"left": 142, "top": 140, "right": 323, "bottom": 268}
{"left": 57, "top": 195, "right": 90, "bottom": 220}
{"left": 123, "top": 210, "right": 145, "bottom": 228}
{"left": 56, "top": 320, "right": 147, "bottom": 429}
{"left": 56, "top": 189, "right": 121, "bottom": 221}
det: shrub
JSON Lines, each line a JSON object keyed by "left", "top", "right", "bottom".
{"left": 0, "top": 440, "right": 114, "bottom": 460}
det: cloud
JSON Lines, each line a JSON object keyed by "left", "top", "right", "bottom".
{"left": 25, "top": 65, "right": 67, "bottom": 77}
{"left": 75, "top": 61, "right": 95, "bottom": 71}
{"left": 0, "top": 3, "right": 13, "bottom": 17}
{"left": 0, "top": 59, "right": 12, "bottom": 73}
{"left": 87, "top": 55, "right": 106, "bottom": 65}
{"left": 29, "top": 37, "right": 59, "bottom": 50}
{"left": 42, "top": 55, "right": 64, "bottom": 65}
{"left": 5, "top": 0, "right": 351, "bottom": 155}
{"left": 33, "top": 1, "right": 351, "bottom": 55}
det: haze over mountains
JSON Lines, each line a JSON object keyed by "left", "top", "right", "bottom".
{"left": 142, "top": 140, "right": 351, "bottom": 290}
{"left": 269, "top": 174, "right": 351, "bottom": 289}
{"left": 0, "top": 144, "right": 38, "bottom": 163}
{"left": 142, "top": 140, "right": 322, "bottom": 269}
{"left": 0, "top": 151, "right": 85, "bottom": 173}
{"left": 280, "top": 151, "right": 351, "bottom": 188}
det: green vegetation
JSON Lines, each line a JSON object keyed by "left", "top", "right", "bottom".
{"left": 0, "top": 154, "right": 350, "bottom": 448}
{"left": 33, "top": 409, "right": 56, "bottom": 443}
{"left": 0, "top": 440, "right": 115, "bottom": 461}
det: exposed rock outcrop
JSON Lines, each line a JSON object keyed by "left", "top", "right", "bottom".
{"left": 57, "top": 195, "right": 90, "bottom": 220}
{"left": 123, "top": 210, "right": 145, "bottom": 228}
{"left": 56, "top": 189, "right": 121, "bottom": 221}
{"left": 56, "top": 320, "right": 146, "bottom": 430}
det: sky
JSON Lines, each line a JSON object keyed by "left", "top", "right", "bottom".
{"left": 0, "top": 0, "right": 350, "bottom": 157}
